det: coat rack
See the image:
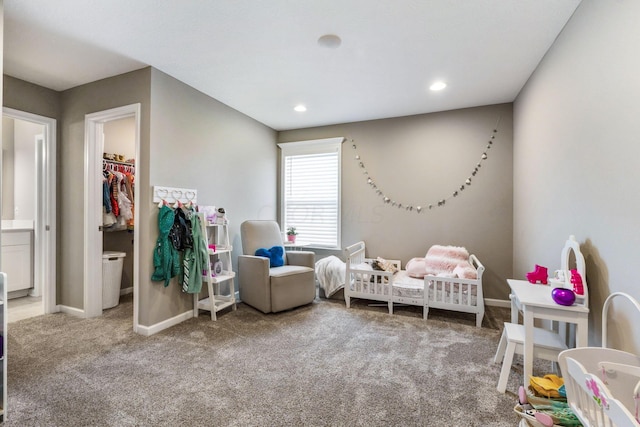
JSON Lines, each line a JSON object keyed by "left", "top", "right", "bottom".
{"left": 152, "top": 186, "right": 198, "bottom": 205}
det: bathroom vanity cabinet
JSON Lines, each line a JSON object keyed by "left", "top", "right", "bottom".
{"left": 1, "top": 230, "right": 33, "bottom": 298}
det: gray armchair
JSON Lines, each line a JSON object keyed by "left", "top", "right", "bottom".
{"left": 239, "top": 220, "right": 316, "bottom": 313}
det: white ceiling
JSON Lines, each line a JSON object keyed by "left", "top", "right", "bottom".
{"left": 4, "top": 0, "right": 581, "bottom": 131}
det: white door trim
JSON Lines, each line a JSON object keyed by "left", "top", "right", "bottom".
{"left": 84, "top": 103, "right": 141, "bottom": 333}
{"left": 3, "top": 107, "right": 57, "bottom": 314}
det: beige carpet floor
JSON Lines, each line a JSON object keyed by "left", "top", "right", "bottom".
{"left": 5, "top": 294, "right": 529, "bottom": 426}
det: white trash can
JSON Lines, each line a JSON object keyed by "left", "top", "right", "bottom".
{"left": 102, "top": 251, "right": 126, "bottom": 309}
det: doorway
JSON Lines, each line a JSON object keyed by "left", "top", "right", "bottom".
{"left": 84, "top": 104, "right": 140, "bottom": 332}
{"left": 1, "top": 108, "right": 57, "bottom": 322}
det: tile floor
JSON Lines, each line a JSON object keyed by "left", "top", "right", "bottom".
{"left": 7, "top": 295, "right": 43, "bottom": 323}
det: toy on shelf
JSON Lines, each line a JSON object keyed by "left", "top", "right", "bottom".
{"left": 216, "top": 207, "right": 228, "bottom": 225}
{"left": 570, "top": 269, "right": 584, "bottom": 295}
{"left": 551, "top": 287, "right": 576, "bottom": 306}
{"left": 526, "top": 264, "right": 548, "bottom": 284}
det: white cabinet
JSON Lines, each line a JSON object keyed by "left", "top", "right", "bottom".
{"left": 1, "top": 231, "right": 33, "bottom": 295}
{"left": 193, "top": 214, "right": 236, "bottom": 320}
{"left": 0, "top": 272, "right": 7, "bottom": 420}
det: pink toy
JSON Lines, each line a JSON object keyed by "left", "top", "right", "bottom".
{"left": 570, "top": 269, "right": 584, "bottom": 295}
{"left": 208, "top": 244, "right": 216, "bottom": 252}
{"left": 526, "top": 264, "right": 548, "bottom": 284}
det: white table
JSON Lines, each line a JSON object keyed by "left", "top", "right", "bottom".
{"left": 507, "top": 279, "right": 589, "bottom": 385}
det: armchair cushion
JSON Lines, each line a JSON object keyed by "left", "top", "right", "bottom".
{"left": 284, "top": 250, "right": 315, "bottom": 269}
{"left": 255, "top": 246, "right": 285, "bottom": 267}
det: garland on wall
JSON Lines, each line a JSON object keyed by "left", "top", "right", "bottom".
{"left": 350, "top": 116, "right": 501, "bottom": 213}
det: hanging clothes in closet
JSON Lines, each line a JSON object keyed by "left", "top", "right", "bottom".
{"left": 102, "top": 160, "right": 135, "bottom": 231}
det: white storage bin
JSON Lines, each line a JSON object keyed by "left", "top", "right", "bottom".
{"left": 102, "top": 251, "right": 126, "bottom": 309}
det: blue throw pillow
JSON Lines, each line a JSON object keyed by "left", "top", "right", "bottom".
{"left": 255, "top": 246, "right": 285, "bottom": 268}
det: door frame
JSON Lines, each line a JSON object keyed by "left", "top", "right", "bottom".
{"left": 84, "top": 103, "right": 140, "bottom": 332}
{"left": 2, "top": 107, "right": 57, "bottom": 314}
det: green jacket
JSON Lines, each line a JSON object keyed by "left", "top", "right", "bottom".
{"left": 151, "top": 205, "right": 181, "bottom": 286}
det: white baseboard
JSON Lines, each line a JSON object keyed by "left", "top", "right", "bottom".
{"left": 136, "top": 310, "right": 193, "bottom": 336}
{"left": 120, "top": 287, "right": 133, "bottom": 296}
{"left": 58, "top": 304, "right": 85, "bottom": 317}
{"left": 485, "top": 298, "right": 511, "bottom": 308}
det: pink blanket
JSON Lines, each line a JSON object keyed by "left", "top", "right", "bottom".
{"left": 406, "top": 245, "right": 477, "bottom": 279}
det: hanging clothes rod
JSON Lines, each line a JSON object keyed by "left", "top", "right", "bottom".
{"left": 103, "top": 159, "right": 135, "bottom": 166}
{"left": 103, "top": 159, "right": 135, "bottom": 173}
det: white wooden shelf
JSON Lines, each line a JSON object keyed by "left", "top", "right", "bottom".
{"left": 196, "top": 296, "right": 236, "bottom": 313}
{"left": 194, "top": 215, "right": 237, "bottom": 321}
{"left": 207, "top": 247, "right": 232, "bottom": 255}
{"left": 200, "top": 271, "right": 236, "bottom": 284}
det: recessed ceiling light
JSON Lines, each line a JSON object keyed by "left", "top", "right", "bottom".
{"left": 294, "top": 104, "right": 307, "bottom": 112}
{"left": 430, "top": 81, "right": 447, "bottom": 91}
{"left": 317, "top": 34, "right": 342, "bottom": 49}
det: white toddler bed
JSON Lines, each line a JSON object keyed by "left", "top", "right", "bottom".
{"left": 342, "top": 241, "right": 486, "bottom": 327}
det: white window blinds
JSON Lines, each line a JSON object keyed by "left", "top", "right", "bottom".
{"left": 278, "top": 137, "right": 343, "bottom": 249}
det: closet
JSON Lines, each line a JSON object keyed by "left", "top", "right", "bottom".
{"left": 101, "top": 117, "right": 136, "bottom": 308}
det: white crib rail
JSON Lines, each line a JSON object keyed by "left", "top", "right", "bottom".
{"left": 602, "top": 292, "right": 640, "bottom": 349}
{"left": 564, "top": 356, "right": 640, "bottom": 426}
{"left": 559, "top": 292, "right": 640, "bottom": 427}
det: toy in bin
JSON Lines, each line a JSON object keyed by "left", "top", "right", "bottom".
{"left": 515, "top": 383, "right": 582, "bottom": 427}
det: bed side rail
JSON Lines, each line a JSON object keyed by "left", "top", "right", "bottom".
{"left": 469, "top": 254, "right": 485, "bottom": 281}
{"left": 424, "top": 275, "right": 480, "bottom": 307}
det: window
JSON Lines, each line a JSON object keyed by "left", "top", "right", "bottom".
{"left": 278, "top": 137, "right": 343, "bottom": 249}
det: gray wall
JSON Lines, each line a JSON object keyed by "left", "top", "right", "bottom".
{"left": 141, "top": 68, "right": 277, "bottom": 326}
{"left": 514, "top": 0, "right": 640, "bottom": 352}
{"left": 59, "top": 68, "right": 152, "bottom": 309}
{"left": 3, "top": 75, "right": 61, "bottom": 120}
{"left": 279, "top": 103, "right": 513, "bottom": 300}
